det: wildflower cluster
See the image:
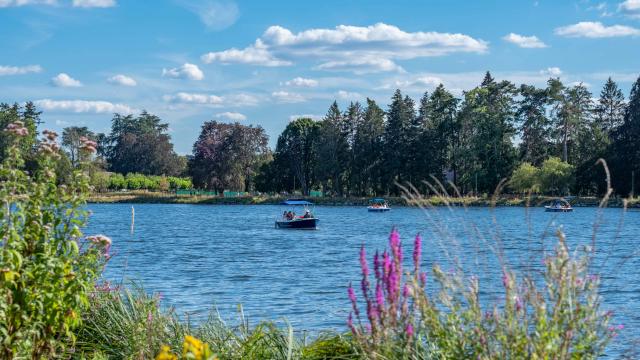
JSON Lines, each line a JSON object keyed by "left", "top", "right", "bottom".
{"left": 348, "top": 229, "right": 618, "bottom": 359}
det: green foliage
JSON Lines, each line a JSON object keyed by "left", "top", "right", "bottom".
{"left": 0, "top": 125, "right": 109, "bottom": 358}
{"left": 539, "top": 157, "right": 575, "bottom": 195}
{"left": 509, "top": 162, "right": 540, "bottom": 193}
{"left": 107, "top": 111, "right": 186, "bottom": 176}
{"left": 98, "top": 172, "right": 192, "bottom": 191}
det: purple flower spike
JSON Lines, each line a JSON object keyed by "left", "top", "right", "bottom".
{"left": 403, "top": 284, "right": 409, "bottom": 298}
{"left": 420, "top": 272, "right": 427, "bottom": 286}
{"left": 360, "top": 245, "right": 369, "bottom": 278}
{"left": 406, "top": 323, "right": 414, "bottom": 338}
{"left": 376, "top": 284, "right": 384, "bottom": 309}
{"left": 502, "top": 273, "right": 510, "bottom": 289}
{"left": 348, "top": 284, "right": 357, "bottom": 307}
{"left": 413, "top": 233, "right": 422, "bottom": 270}
{"left": 515, "top": 296, "right": 523, "bottom": 311}
{"left": 373, "top": 251, "right": 381, "bottom": 281}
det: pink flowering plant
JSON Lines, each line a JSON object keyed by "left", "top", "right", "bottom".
{"left": 0, "top": 125, "right": 110, "bottom": 358}
{"left": 348, "top": 228, "right": 617, "bottom": 359}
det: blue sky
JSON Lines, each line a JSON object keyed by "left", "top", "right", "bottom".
{"left": 1, "top": 0, "right": 639, "bottom": 153}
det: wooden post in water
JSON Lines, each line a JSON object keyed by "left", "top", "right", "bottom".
{"left": 130, "top": 205, "right": 135, "bottom": 234}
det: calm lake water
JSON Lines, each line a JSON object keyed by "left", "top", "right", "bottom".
{"left": 87, "top": 204, "right": 640, "bottom": 355}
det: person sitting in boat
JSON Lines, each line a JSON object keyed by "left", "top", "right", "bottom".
{"left": 303, "top": 210, "right": 312, "bottom": 218}
{"left": 286, "top": 211, "right": 293, "bottom": 220}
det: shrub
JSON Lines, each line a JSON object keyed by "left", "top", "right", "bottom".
{"left": 348, "top": 229, "right": 616, "bottom": 359}
{"left": 0, "top": 125, "right": 110, "bottom": 358}
{"left": 509, "top": 162, "right": 540, "bottom": 194}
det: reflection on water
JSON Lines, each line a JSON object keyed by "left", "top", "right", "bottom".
{"left": 86, "top": 204, "right": 640, "bottom": 355}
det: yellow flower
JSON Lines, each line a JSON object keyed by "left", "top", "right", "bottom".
{"left": 182, "top": 335, "right": 216, "bottom": 360}
{"left": 155, "top": 345, "right": 177, "bottom": 360}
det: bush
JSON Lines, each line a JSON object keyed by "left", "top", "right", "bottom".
{"left": 539, "top": 157, "right": 575, "bottom": 195}
{"left": 347, "top": 229, "right": 616, "bottom": 359}
{"left": 509, "top": 162, "right": 540, "bottom": 194}
{"left": 0, "top": 125, "right": 110, "bottom": 358}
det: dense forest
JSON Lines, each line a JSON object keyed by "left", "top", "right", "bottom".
{"left": 1, "top": 71, "right": 639, "bottom": 197}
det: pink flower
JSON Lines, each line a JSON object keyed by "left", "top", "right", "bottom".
{"left": 347, "top": 284, "right": 357, "bottom": 304}
{"left": 406, "top": 323, "right": 414, "bottom": 338}
{"left": 359, "top": 245, "right": 369, "bottom": 278}
{"left": 420, "top": 272, "right": 427, "bottom": 285}
{"left": 376, "top": 284, "right": 384, "bottom": 310}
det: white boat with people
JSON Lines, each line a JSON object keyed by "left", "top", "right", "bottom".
{"left": 275, "top": 199, "right": 319, "bottom": 229}
{"left": 367, "top": 198, "right": 391, "bottom": 212}
{"left": 545, "top": 198, "right": 574, "bottom": 212}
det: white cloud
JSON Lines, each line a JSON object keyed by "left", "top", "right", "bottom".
{"left": 289, "top": 114, "right": 323, "bottom": 121}
{"left": 502, "top": 33, "right": 548, "bottom": 48}
{"left": 555, "top": 21, "right": 640, "bottom": 38}
{"left": 540, "top": 67, "right": 563, "bottom": 77}
{"left": 162, "top": 92, "right": 259, "bottom": 107}
{"left": 283, "top": 77, "right": 318, "bottom": 87}
{"left": 389, "top": 76, "right": 444, "bottom": 89}
{"left": 272, "top": 91, "right": 305, "bottom": 103}
{"left": 162, "top": 63, "right": 204, "bottom": 80}
{"left": 163, "top": 92, "right": 223, "bottom": 105}
{"left": 215, "top": 111, "right": 246, "bottom": 121}
{"left": 619, "top": 0, "right": 640, "bottom": 18}
{"left": 0, "top": 0, "right": 56, "bottom": 7}
{"left": 336, "top": 90, "right": 362, "bottom": 100}
{"left": 201, "top": 23, "right": 487, "bottom": 73}
{"left": 107, "top": 74, "right": 136, "bottom": 86}
{"left": 72, "top": 0, "right": 115, "bottom": 7}
{"left": 225, "top": 93, "right": 260, "bottom": 107}
{"left": 316, "top": 58, "right": 404, "bottom": 74}
{"left": 202, "top": 39, "right": 292, "bottom": 66}
{"left": 35, "top": 99, "right": 135, "bottom": 114}
{"left": 0, "top": 64, "right": 42, "bottom": 76}
{"left": 180, "top": 0, "right": 239, "bottom": 30}
{"left": 51, "top": 73, "right": 82, "bottom": 87}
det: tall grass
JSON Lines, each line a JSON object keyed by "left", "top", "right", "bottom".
{"left": 73, "top": 284, "right": 357, "bottom": 359}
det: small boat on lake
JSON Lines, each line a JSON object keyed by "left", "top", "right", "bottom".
{"left": 367, "top": 198, "right": 391, "bottom": 212}
{"left": 275, "top": 199, "right": 319, "bottom": 229}
{"left": 545, "top": 198, "right": 573, "bottom": 212}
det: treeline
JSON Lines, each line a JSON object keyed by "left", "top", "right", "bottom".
{"left": 2, "top": 71, "right": 639, "bottom": 197}
{"left": 258, "top": 72, "right": 640, "bottom": 197}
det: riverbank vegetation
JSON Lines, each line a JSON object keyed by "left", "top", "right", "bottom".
{"left": 3, "top": 72, "right": 640, "bottom": 200}
{"left": 0, "top": 118, "right": 631, "bottom": 358}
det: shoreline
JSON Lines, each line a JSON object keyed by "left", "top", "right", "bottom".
{"left": 87, "top": 191, "right": 640, "bottom": 208}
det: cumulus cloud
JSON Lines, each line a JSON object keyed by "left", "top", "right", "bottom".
{"left": 162, "top": 63, "right": 204, "bottom": 80}
{"left": 272, "top": 91, "right": 305, "bottom": 103}
{"left": 107, "top": 74, "right": 136, "bottom": 86}
{"left": 284, "top": 77, "right": 318, "bottom": 87}
{"left": 215, "top": 111, "right": 246, "bottom": 121}
{"left": 163, "top": 92, "right": 259, "bottom": 107}
{"left": 202, "top": 40, "right": 292, "bottom": 66}
{"left": 163, "top": 92, "right": 223, "bottom": 105}
{"left": 540, "top": 67, "right": 562, "bottom": 77}
{"left": 72, "top": 0, "right": 115, "bottom": 7}
{"left": 0, "top": 64, "right": 42, "bottom": 76}
{"left": 388, "top": 76, "right": 444, "bottom": 89}
{"left": 316, "top": 58, "right": 404, "bottom": 74}
{"left": 179, "top": 0, "right": 239, "bottom": 30}
{"left": 502, "top": 33, "right": 548, "bottom": 48}
{"left": 35, "top": 99, "right": 135, "bottom": 114}
{"left": 336, "top": 90, "right": 362, "bottom": 100}
{"left": 289, "top": 114, "right": 323, "bottom": 121}
{"left": 201, "top": 23, "right": 487, "bottom": 73}
{"left": 51, "top": 73, "right": 82, "bottom": 87}
{"left": 555, "top": 21, "right": 640, "bottom": 38}
{"left": 0, "top": 0, "right": 56, "bottom": 7}
{"left": 619, "top": 0, "right": 640, "bottom": 17}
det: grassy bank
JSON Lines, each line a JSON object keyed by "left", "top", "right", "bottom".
{"left": 88, "top": 190, "right": 640, "bottom": 208}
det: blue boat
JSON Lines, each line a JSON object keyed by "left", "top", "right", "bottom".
{"left": 275, "top": 199, "right": 319, "bottom": 229}
{"left": 545, "top": 198, "right": 573, "bottom": 212}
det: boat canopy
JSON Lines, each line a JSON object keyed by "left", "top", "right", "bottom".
{"left": 281, "top": 199, "right": 314, "bottom": 205}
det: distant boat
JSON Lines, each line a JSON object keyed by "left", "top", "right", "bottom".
{"left": 367, "top": 198, "right": 391, "bottom": 212}
{"left": 545, "top": 198, "right": 573, "bottom": 212}
{"left": 275, "top": 199, "right": 319, "bottom": 229}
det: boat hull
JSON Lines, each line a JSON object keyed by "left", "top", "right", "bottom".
{"left": 275, "top": 218, "right": 319, "bottom": 229}
{"left": 545, "top": 206, "right": 573, "bottom": 212}
{"left": 367, "top": 207, "right": 390, "bottom": 212}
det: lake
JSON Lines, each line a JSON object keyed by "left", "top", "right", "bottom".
{"left": 87, "top": 203, "right": 640, "bottom": 355}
